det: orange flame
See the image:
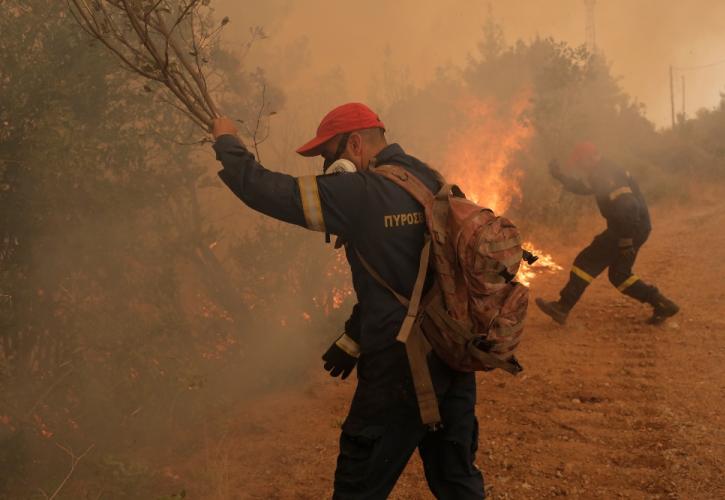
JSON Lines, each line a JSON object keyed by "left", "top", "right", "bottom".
{"left": 310, "top": 91, "right": 558, "bottom": 306}
{"left": 330, "top": 251, "right": 353, "bottom": 310}
{"left": 313, "top": 249, "right": 354, "bottom": 317}
{"left": 438, "top": 91, "right": 562, "bottom": 285}
{"left": 440, "top": 91, "right": 533, "bottom": 213}
{"left": 517, "top": 243, "right": 563, "bottom": 287}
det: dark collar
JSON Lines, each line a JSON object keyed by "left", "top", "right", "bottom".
{"left": 373, "top": 143, "right": 409, "bottom": 166}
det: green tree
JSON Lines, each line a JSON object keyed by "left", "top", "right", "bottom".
{"left": 0, "top": 1, "right": 287, "bottom": 496}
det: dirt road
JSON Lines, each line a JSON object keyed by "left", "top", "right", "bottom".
{"left": 174, "top": 200, "right": 725, "bottom": 499}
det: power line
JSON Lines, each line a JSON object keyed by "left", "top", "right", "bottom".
{"left": 673, "top": 58, "right": 725, "bottom": 72}
{"left": 669, "top": 57, "right": 725, "bottom": 128}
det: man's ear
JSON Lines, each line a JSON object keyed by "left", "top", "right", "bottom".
{"left": 347, "top": 133, "right": 363, "bottom": 156}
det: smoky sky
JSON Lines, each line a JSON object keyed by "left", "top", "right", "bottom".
{"left": 217, "top": 0, "right": 725, "bottom": 128}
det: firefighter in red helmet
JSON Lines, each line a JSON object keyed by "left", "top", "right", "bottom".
{"left": 536, "top": 142, "right": 679, "bottom": 325}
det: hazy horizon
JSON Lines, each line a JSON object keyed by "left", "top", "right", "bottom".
{"left": 219, "top": 0, "right": 725, "bottom": 128}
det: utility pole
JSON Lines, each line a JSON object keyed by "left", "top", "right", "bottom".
{"left": 669, "top": 65, "right": 676, "bottom": 129}
{"left": 681, "top": 75, "right": 687, "bottom": 122}
{"left": 584, "top": 0, "right": 597, "bottom": 52}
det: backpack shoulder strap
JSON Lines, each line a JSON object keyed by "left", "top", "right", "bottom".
{"left": 354, "top": 247, "right": 410, "bottom": 308}
{"left": 373, "top": 163, "right": 454, "bottom": 242}
{"left": 372, "top": 164, "right": 460, "bottom": 315}
{"left": 371, "top": 164, "right": 438, "bottom": 208}
{"left": 354, "top": 236, "right": 431, "bottom": 344}
{"left": 356, "top": 239, "right": 442, "bottom": 428}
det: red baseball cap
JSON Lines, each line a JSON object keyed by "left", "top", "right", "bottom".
{"left": 296, "top": 102, "right": 386, "bottom": 157}
{"left": 568, "top": 141, "right": 600, "bottom": 168}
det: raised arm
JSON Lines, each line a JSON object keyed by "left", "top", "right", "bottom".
{"left": 212, "top": 118, "right": 366, "bottom": 237}
{"left": 548, "top": 160, "right": 594, "bottom": 196}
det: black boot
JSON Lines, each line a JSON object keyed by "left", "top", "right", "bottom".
{"left": 535, "top": 298, "right": 570, "bottom": 325}
{"left": 647, "top": 292, "right": 679, "bottom": 325}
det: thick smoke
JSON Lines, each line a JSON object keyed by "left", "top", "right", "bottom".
{"left": 3, "top": 1, "right": 724, "bottom": 497}
{"left": 220, "top": 0, "right": 725, "bottom": 128}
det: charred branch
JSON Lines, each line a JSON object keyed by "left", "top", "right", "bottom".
{"left": 67, "top": 0, "right": 225, "bottom": 131}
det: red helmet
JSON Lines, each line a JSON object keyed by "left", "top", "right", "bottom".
{"left": 296, "top": 102, "right": 385, "bottom": 157}
{"left": 568, "top": 141, "right": 600, "bottom": 168}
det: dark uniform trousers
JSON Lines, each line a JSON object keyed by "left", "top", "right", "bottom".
{"left": 333, "top": 343, "right": 484, "bottom": 499}
{"left": 559, "top": 228, "right": 659, "bottom": 310}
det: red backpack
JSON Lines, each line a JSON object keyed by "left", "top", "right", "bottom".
{"left": 357, "top": 164, "right": 529, "bottom": 427}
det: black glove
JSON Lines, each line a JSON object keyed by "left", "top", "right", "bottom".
{"left": 322, "top": 334, "right": 359, "bottom": 380}
{"left": 508, "top": 355, "right": 524, "bottom": 373}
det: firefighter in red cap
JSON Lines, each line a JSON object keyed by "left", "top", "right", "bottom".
{"left": 536, "top": 142, "right": 679, "bottom": 325}
{"left": 211, "top": 103, "right": 484, "bottom": 499}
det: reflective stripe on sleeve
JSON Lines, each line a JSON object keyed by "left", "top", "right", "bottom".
{"left": 617, "top": 275, "right": 640, "bottom": 291}
{"left": 571, "top": 265, "right": 595, "bottom": 283}
{"left": 609, "top": 186, "right": 633, "bottom": 201}
{"left": 297, "top": 175, "right": 326, "bottom": 232}
{"left": 335, "top": 333, "right": 360, "bottom": 358}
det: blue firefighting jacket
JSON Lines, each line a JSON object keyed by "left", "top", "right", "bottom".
{"left": 214, "top": 135, "right": 440, "bottom": 353}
